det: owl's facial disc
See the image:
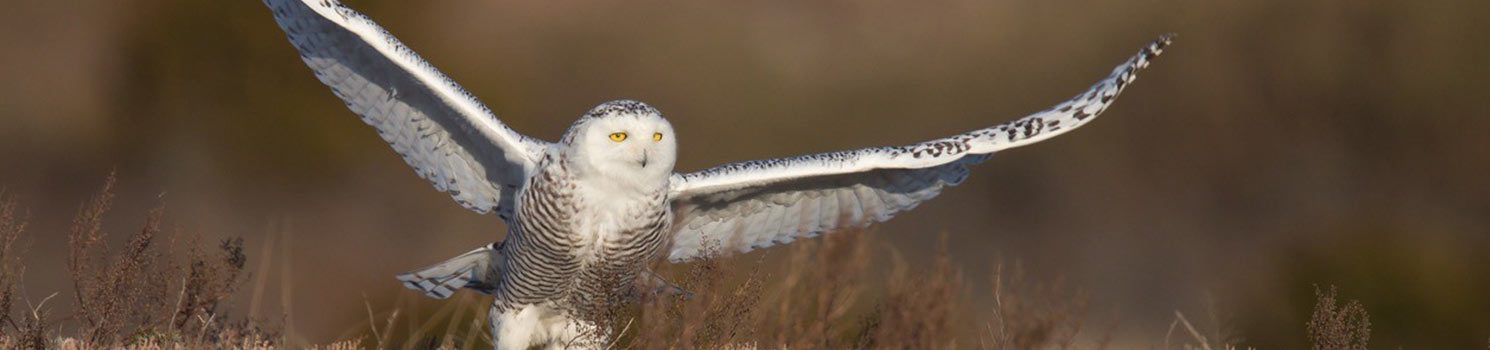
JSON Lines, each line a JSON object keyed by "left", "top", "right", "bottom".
{"left": 565, "top": 100, "right": 677, "bottom": 187}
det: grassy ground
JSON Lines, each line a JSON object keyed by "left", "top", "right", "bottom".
{"left": 0, "top": 175, "right": 1420, "bottom": 349}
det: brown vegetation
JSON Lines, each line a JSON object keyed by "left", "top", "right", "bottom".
{"left": 1305, "top": 286, "right": 1370, "bottom": 350}
{"left": 0, "top": 189, "right": 45, "bottom": 349}
{"left": 0, "top": 182, "right": 1100, "bottom": 349}
{"left": 595, "top": 231, "right": 1086, "bottom": 349}
{"left": 1, "top": 175, "right": 271, "bottom": 349}
{"left": 0, "top": 176, "right": 1402, "bottom": 349}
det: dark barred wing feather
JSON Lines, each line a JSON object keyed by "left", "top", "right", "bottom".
{"left": 666, "top": 35, "right": 1173, "bottom": 262}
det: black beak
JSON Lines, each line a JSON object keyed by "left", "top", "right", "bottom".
{"left": 640, "top": 151, "right": 649, "bottom": 168}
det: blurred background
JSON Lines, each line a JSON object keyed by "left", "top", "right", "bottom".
{"left": 1, "top": 0, "right": 1487, "bottom": 348}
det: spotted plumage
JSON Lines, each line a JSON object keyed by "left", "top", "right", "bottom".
{"left": 263, "top": 0, "right": 1171, "bottom": 348}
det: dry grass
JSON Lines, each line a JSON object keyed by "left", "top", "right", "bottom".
{"left": 983, "top": 258, "right": 1088, "bottom": 350}
{"left": 1, "top": 175, "right": 272, "bottom": 349}
{"left": 67, "top": 173, "right": 170, "bottom": 344}
{"left": 0, "top": 189, "right": 47, "bottom": 349}
{"left": 863, "top": 236, "right": 961, "bottom": 349}
{"left": 1305, "top": 285, "right": 1370, "bottom": 350}
{"left": 0, "top": 175, "right": 1401, "bottom": 349}
{"left": 1164, "top": 311, "right": 1251, "bottom": 350}
{"left": 587, "top": 232, "right": 1081, "bottom": 349}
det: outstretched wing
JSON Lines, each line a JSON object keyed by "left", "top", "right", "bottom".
{"left": 264, "top": 0, "right": 548, "bottom": 219}
{"left": 666, "top": 35, "right": 1172, "bottom": 262}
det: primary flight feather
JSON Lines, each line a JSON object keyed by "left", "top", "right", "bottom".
{"left": 262, "top": 0, "right": 1171, "bottom": 348}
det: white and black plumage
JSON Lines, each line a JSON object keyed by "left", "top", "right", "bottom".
{"left": 262, "top": 0, "right": 1171, "bottom": 348}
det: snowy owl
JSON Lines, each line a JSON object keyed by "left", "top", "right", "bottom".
{"left": 263, "top": 0, "right": 1170, "bottom": 348}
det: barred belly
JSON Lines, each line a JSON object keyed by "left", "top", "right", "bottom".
{"left": 492, "top": 160, "right": 671, "bottom": 316}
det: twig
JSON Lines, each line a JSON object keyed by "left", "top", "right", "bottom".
{"left": 197, "top": 313, "right": 218, "bottom": 344}
{"left": 28, "top": 292, "right": 57, "bottom": 321}
{"left": 169, "top": 276, "right": 187, "bottom": 332}
{"left": 605, "top": 317, "right": 635, "bottom": 350}
{"left": 564, "top": 319, "right": 597, "bottom": 350}
{"left": 247, "top": 224, "right": 277, "bottom": 321}
{"left": 991, "top": 263, "right": 1008, "bottom": 348}
{"left": 1164, "top": 314, "right": 1179, "bottom": 350}
{"left": 1175, "top": 311, "right": 1214, "bottom": 350}
{"left": 380, "top": 307, "right": 401, "bottom": 349}
{"left": 434, "top": 293, "right": 468, "bottom": 346}
{"left": 407, "top": 291, "right": 468, "bottom": 348}
{"left": 363, "top": 293, "right": 382, "bottom": 349}
{"left": 461, "top": 303, "right": 485, "bottom": 350}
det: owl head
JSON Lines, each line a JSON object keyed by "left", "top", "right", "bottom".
{"left": 560, "top": 100, "right": 678, "bottom": 188}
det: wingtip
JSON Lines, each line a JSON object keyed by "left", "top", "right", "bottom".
{"left": 1127, "top": 34, "right": 1175, "bottom": 72}
{"left": 1149, "top": 34, "right": 1177, "bottom": 56}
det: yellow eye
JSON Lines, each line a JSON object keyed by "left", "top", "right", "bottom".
{"left": 652, "top": 132, "right": 663, "bottom": 141}
{"left": 608, "top": 132, "right": 628, "bottom": 142}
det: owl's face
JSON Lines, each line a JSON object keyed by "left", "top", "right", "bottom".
{"left": 564, "top": 100, "right": 677, "bottom": 188}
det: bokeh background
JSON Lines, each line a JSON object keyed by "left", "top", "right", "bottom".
{"left": 2, "top": 0, "right": 1487, "bottom": 348}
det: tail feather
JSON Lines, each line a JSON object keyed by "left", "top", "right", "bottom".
{"left": 396, "top": 241, "right": 502, "bottom": 299}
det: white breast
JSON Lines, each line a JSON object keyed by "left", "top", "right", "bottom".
{"left": 570, "top": 181, "right": 664, "bottom": 260}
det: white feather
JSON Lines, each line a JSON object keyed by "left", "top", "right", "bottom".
{"left": 264, "top": 1, "right": 1174, "bottom": 346}
{"left": 263, "top": 0, "right": 548, "bottom": 218}
{"left": 666, "top": 35, "right": 1173, "bottom": 262}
